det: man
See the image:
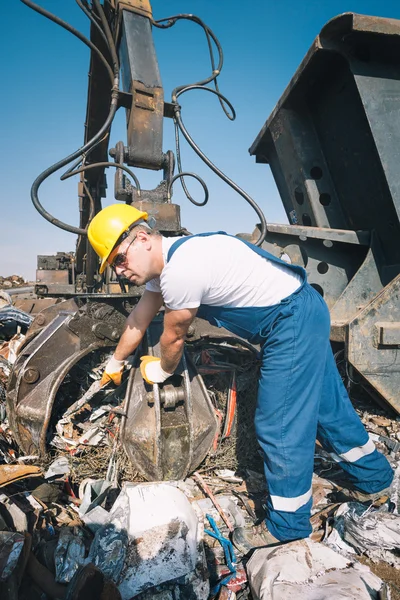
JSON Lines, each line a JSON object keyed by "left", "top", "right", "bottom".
{"left": 88, "top": 204, "right": 393, "bottom": 549}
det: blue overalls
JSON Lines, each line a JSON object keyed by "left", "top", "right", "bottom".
{"left": 167, "top": 232, "right": 393, "bottom": 541}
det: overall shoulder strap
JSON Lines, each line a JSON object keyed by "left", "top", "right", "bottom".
{"left": 167, "top": 231, "right": 305, "bottom": 278}
{"left": 233, "top": 237, "right": 306, "bottom": 278}
{"left": 166, "top": 232, "right": 227, "bottom": 262}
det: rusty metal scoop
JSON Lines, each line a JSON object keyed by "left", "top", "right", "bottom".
{"left": 121, "top": 317, "right": 218, "bottom": 481}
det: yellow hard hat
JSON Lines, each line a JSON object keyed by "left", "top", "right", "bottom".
{"left": 88, "top": 204, "right": 148, "bottom": 274}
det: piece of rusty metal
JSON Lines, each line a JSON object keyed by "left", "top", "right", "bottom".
{"left": 193, "top": 471, "right": 235, "bottom": 533}
{"left": 0, "top": 464, "right": 42, "bottom": 488}
{"left": 12, "top": 298, "right": 60, "bottom": 316}
{"left": 118, "top": 8, "right": 164, "bottom": 171}
{"left": 348, "top": 273, "right": 400, "bottom": 414}
{"left": 17, "top": 299, "right": 79, "bottom": 354}
{"left": 34, "top": 314, "right": 46, "bottom": 326}
{"left": 132, "top": 200, "right": 181, "bottom": 231}
{"left": 36, "top": 270, "right": 69, "bottom": 285}
{"left": 22, "top": 367, "right": 40, "bottom": 384}
{"left": 121, "top": 315, "right": 218, "bottom": 481}
{"left": 146, "top": 384, "right": 186, "bottom": 408}
{"left": 250, "top": 12, "right": 400, "bottom": 412}
{"left": 212, "top": 408, "right": 223, "bottom": 453}
{"left": 111, "top": 0, "right": 152, "bottom": 19}
{"left": 7, "top": 300, "right": 129, "bottom": 456}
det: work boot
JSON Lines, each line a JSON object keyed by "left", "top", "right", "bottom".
{"left": 232, "top": 520, "right": 282, "bottom": 555}
{"left": 332, "top": 484, "right": 392, "bottom": 505}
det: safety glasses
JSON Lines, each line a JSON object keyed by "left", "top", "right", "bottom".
{"left": 108, "top": 235, "right": 136, "bottom": 269}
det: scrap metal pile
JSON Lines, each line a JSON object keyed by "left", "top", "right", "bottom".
{"left": 0, "top": 276, "right": 27, "bottom": 290}
{"left": 1, "top": 295, "right": 400, "bottom": 599}
{"left": 6, "top": 0, "right": 400, "bottom": 595}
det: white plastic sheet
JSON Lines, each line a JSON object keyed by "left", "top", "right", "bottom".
{"left": 89, "top": 482, "right": 209, "bottom": 600}
{"left": 246, "top": 538, "right": 384, "bottom": 600}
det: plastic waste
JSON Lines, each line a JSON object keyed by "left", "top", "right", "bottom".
{"left": 91, "top": 482, "right": 209, "bottom": 599}
{"left": 88, "top": 524, "right": 128, "bottom": 583}
{"left": 0, "top": 305, "right": 33, "bottom": 340}
{"left": 0, "top": 532, "right": 25, "bottom": 581}
{"left": 54, "top": 528, "right": 86, "bottom": 584}
{"left": 247, "top": 538, "right": 386, "bottom": 600}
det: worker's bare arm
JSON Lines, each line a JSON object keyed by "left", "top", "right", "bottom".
{"left": 160, "top": 306, "right": 198, "bottom": 373}
{"left": 114, "top": 290, "right": 163, "bottom": 360}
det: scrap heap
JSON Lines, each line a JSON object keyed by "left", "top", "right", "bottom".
{"left": 1, "top": 291, "right": 400, "bottom": 600}
{"left": 6, "top": 0, "right": 400, "bottom": 595}
{"left": 0, "top": 276, "right": 26, "bottom": 290}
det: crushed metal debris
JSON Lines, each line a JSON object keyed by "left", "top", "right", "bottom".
{"left": 0, "top": 275, "right": 26, "bottom": 290}
{"left": 0, "top": 311, "right": 400, "bottom": 599}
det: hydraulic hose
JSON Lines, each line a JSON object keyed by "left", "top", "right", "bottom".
{"left": 61, "top": 162, "right": 141, "bottom": 196}
{"left": 20, "top": 0, "right": 114, "bottom": 85}
{"left": 75, "top": 0, "right": 112, "bottom": 54}
{"left": 174, "top": 87, "right": 267, "bottom": 246}
{"left": 21, "top": 0, "right": 120, "bottom": 235}
{"left": 30, "top": 101, "right": 118, "bottom": 235}
{"left": 153, "top": 14, "right": 231, "bottom": 117}
{"left": 155, "top": 13, "right": 266, "bottom": 242}
{"left": 167, "top": 172, "right": 208, "bottom": 206}
{"left": 92, "top": 0, "right": 120, "bottom": 72}
{"left": 23, "top": 1, "right": 266, "bottom": 243}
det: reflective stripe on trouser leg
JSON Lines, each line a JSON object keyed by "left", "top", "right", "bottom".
{"left": 317, "top": 349, "right": 393, "bottom": 493}
{"left": 255, "top": 284, "right": 331, "bottom": 541}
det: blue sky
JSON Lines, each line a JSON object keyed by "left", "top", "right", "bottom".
{"left": 1, "top": 0, "right": 400, "bottom": 279}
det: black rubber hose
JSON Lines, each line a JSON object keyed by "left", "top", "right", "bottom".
{"left": 174, "top": 119, "right": 202, "bottom": 206}
{"left": 30, "top": 101, "right": 118, "bottom": 235}
{"left": 153, "top": 14, "right": 223, "bottom": 99}
{"left": 167, "top": 172, "right": 208, "bottom": 206}
{"left": 61, "top": 162, "right": 141, "bottom": 195}
{"left": 92, "top": 0, "right": 119, "bottom": 71}
{"left": 75, "top": 0, "right": 111, "bottom": 54}
{"left": 202, "top": 22, "right": 234, "bottom": 120}
{"left": 174, "top": 87, "right": 267, "bottom": 246}
{"left": 20, "top": 0, "right": 114, "bottom": 84}
{"left": 62, "top": 135, "right": 110, "bottom": 179}
{"left": 154, "top": 14, "right": 232, "bottom": 119}
{"left": 21, "top": 0, "right": 120, "bottom": 235}
{"left": 173, "top": 88, "right": 235, "bottom": 205}
{"left": 155, "top": 13, "right": 239, "bottom": 212}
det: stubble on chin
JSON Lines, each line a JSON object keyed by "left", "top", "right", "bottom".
{"left": 122, "top": 269, "right": 156, "bottom": 287}
{"left": 127, "top": 274, "right": 148, "bottom": 287}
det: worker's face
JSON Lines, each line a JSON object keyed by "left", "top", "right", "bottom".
{"left": 113, "top": 230, "right": 158, "bottom": 285}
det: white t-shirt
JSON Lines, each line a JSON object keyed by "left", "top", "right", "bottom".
{"left": 146, "top": 235, "right": 302, "bottom": 310}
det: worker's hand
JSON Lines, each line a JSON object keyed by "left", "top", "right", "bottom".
{"left": 100, "top": 355, "right": 126, "bottom": 386}
{"left": 140, "top": 356, "right": 173, "bottom": 384}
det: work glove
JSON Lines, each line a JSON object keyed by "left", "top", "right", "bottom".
{"left": 100, "top": 355, "right": 126, "bottom": 386}
{"left": 140, "top": 356, "right": 173, "bottom": 384}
